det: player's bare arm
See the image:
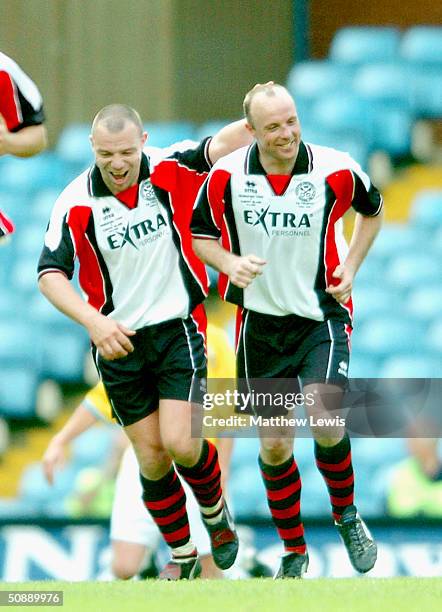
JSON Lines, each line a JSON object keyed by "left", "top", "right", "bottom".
{"left": 42, "top": 403, "right": 99, "bottom": 485}
{"left": 207, "top": 118, "right": 253, "bottom": 164}
{"left": 193, "top": 237, "right": 266, "bottom": 288}
{"left": 326, "top": 209, "right": 383, "bottom": 304}
{"left": 0, "top": 113, "right": 47, "bottom": 157}
{"left": 38, "top": 271, "right": 136, "bottom": 360}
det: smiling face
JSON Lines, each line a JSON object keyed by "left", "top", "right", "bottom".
{"left": 91, "top": 120, "right": 147, "bottom": 195}
{"left": 247, "top": 88, "right": 301, "bottom": 173}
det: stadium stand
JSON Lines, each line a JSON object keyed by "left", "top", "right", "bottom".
{"left": 329, "top": 26, "right": 401, "bottom": 65}
{"left": 143, "top": 121, "right": 195, "bottom": 147}
{"left": 1, "top": 24, "right": 441, "bottom": 525}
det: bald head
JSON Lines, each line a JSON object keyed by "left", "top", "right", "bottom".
{"left": 92, "top": 104, "right": 143, "bottom": 136}
{"left": 242, "top": 82, "right": 301, "bottom": 173}
{"left": 243, "top": 83, "right": 294, "bottom": 128}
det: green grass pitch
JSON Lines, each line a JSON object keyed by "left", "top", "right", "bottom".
{"left": 3, "top": 578, "right": 442, "bottom": 612}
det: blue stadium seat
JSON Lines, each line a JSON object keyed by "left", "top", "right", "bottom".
{"left": 350, "top": 63, "right": 414, "bottom": 155}
{"left": 425, "top": 321, "right": 442, "bottom": 354}
{"left": 30, "top": 188, "right": 60, "bottom": 229}
{"left": 0, "top": 364, "right": 40, "bottom": 418}
{"left": 410, "top": 68, "right": 442, "bottom": 118}
{"left": 28, "top": 293, "right": 77, "bottom": 330}
{"left": 286, "top": 60, "right": 355, "bottom": 110}
{"left": 352, "top": 63, "right": 412, "bottom": 109}
{"left": 0, "top": 152, "right": 68, "bottom": 194}
{"left": 371, "top": 107, "right": 412, "bottom": 157}
{"left": 352, "top": 438, "right": 407, "bottom": 468}
{"left": 382, "top": 354, "right": 441, "bottom": 378}
{"left": 0, "top": 320, "right": 42, "bottom": 367}
{"left": 302, "top": 124, "right": 369, "bottom": 167}
{"left": 352, "top": 285, "right": 404, "bottom": 325}
{"left": 351, "top": 258, "right": 387, "bottom": 289}
{"left": 352, "top": 317, "right": 423, "bottom": 360}
{"left": 295, "top": 466, "right": 331, "bottom": 517}
{"left": 0, "top": 238, "right": 16, "bottom": 285}
{"left": 405, "top": 286, "right": 442, "bottom": 324}
{"left": 329, "top": 26, "right": 401, "bottom": 65}
{"left": 410, "top": 190, "right": 442, "bottom": 230}
{"left": 0, "top": 293, "right": 22, "bottom": 319}
{"left": 386, "top": 252, "right": 442, "bottom": 291}
{"left": 70, "top": 427, "right": 118, "bottom": 468}
{"left": 11, "top": 223, "right": 46, "bottom": 261}
{"left": 144, "top": 121, "right": 195, "bottom": 147}
{"left": 38, "top": 327, "right": 90, "bottom": 383}
{"left": 229, "top": 465, "right": 268, "bottom": 518}
{"left": 433, "top": 227, "right": 442, "bottom": 257}
{"left": 400, "top": 26, "right": 442, "bottom": 66}
{"left": 310, "top": 92, "right": 374, "bottom": 147}
{"left": 56, "top": 123, "right": 94, "bottom": 169}
{"left": 9, "top": 256, "right": 41, "bottom": 297}
{"left": 348, "top": 352, "right": 382, "bottom": 378}
{"left": 230, "top": 438, "right": 260, "bottom": 472}
{"left": 368, "top": 223, "right": 422, "bottom": 262}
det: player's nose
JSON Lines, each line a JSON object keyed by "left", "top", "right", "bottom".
{"left": 110, "top": 155, "right": 125, "bottom": 170}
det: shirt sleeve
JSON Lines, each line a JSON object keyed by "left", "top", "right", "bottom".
{"left": 171, "top": 137, "right": 212, "bottom": 172}
{"left": 191, "top": 168, "right": 231, "bottom": 239}
{"left": 37, "top": 198, "right": 77, "bottom": 281}
{"left": 347, "top": 155, "right": 383, "bottom": 217}
{"left": 0, "top": 69, "right": 45, "bottom": 131}
{"left": 83, "top": 383, "right": 115, "bottom": 423}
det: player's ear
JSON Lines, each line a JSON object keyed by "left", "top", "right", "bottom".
{"left": 245, "top": 122, "right": 255, "bottom": 137}
{"left": 142, "top": 131, "right": 148, "bottom": 146}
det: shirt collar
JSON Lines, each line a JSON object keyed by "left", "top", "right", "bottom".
{"left": 245, "top": 140, "right": 312, "bottom": 175}
{"left": 88, "top": 152, "right": 150, "bottom": 197}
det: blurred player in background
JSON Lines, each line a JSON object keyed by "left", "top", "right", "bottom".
{"left": 192, "top": 83, "right": 383, "bottom": 578}
{"left": 0, "top": 51, "right": 47, "bottom": 240}
{"left": 37, "top": 105, "right": 252, "bottom": 579}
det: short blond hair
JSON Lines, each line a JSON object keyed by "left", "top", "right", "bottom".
{"left": 92, "top": 104, "right": 143, "bottom": 135}
{"left": 243, "top": 83, "right": 290, "bottom": 126}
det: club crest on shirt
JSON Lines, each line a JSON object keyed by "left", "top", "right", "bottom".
{"left": 295, "top": 181, "right": 316, "bottom": 204}
{"left": 141, "top": 180, "right": 160, "bottom": 207}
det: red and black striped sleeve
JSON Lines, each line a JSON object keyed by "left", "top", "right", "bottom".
{"left": 0, "top": 67, "right": 45, "bottom": 131}
{"left": 191, "top": 168, "right": 231, "bottom": 239}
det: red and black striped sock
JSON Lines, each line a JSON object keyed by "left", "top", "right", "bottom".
{"left": 175, "top": 439, "right": 223, "bottom": 522}
{"left": 140, "top": 466, "right": 193, "bottom": 553}
{"left": 259, "top": 454, "right": 306, "bottom": 554}
{"left": 314, "top": 432, "right": 354, "bottom": 520}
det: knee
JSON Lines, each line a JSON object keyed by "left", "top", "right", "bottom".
{"left": 112, "top": 558, "right": 139, "bottom": 580}
{"left": 312, "top": 427, "right": 345, "bottom": 448}
{"left": 164, "top": 436, "right": 201, "bottom": 467}
{"left": 260, "top": 438, "right": 292, "bottom": 465}
{"left": 136, "top": 446, "right": 171, "bottom": 480}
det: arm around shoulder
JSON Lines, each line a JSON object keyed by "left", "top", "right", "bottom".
{"left": 1, "top": 123, "right": 48, "bottom": 157}
{"left": 208, "top": 119, "right": 252, "bottom": 164}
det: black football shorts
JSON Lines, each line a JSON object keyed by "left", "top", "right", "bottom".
{"left": 93, "top": 316, "right": 207, "bottom": 426}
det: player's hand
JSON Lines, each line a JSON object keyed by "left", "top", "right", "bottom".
{"left": 86, "top": 312, "right": 136, "bottom": 360}
{"left": 42, "top": 438, "right": 66, "bottom": 485}
{"left": 226, "top": 253, "right": 266, "bottom": 288}
{"left": 325, "top": 264, "right": 354, "bottom": 304}
{"left": 0, "top": 113, "right": 12, "bottom": 156}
